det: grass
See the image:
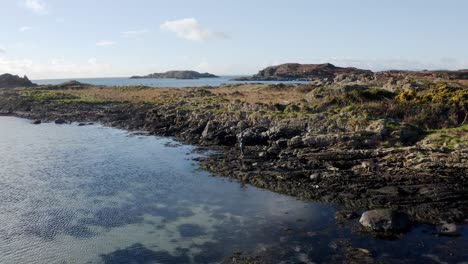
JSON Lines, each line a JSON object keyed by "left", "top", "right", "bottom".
{"left": 18, "top": 81, "right": 468, "bottom": 132}
{"left": 422, "top": 125, "right": 468, "bottom": 150}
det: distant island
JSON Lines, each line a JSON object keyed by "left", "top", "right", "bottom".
{"left": 130, "top": 70, "right": 219, "bottom": 80}
{"left": 232, "top": 63, "right": 373, "bottom": 81}
{"left": 0, "top": 73, "right": 36, "bottom": 88}
{"left": 233, "top": 63, "right": 468, "bottom": 82}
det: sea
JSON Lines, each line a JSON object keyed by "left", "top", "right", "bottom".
{"left": 33, "top": 76, "right": 310, "bottom": 88}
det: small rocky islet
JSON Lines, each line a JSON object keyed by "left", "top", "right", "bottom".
{"left": 0, "top": 64, "right": 467, "bottom": 256}
{"left": 130, "top": 70, "right": 219, "bottom": 79}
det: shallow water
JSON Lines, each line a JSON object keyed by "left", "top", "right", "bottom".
{"left": 0, "top": 116, "right": 466, "bottom": 263}
{"left": 33, "top": 76, "right": 309, "bottom": 88}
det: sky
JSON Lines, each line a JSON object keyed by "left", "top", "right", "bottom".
{"left": 0, "top": 0, "right": 467, "bottom": 79}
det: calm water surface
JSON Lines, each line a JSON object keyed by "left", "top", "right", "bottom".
{"left": 33, "top": 77, "right": 309, "bottom": 88}
{"left": 0, "top": 117, "right": 466, "bottom": 263}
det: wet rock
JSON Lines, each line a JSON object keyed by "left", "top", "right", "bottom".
{"left": 309, "top": 173, "right": 320, "bottom": 181}
{"left": 239, "top": 128, "right": 268, "bottom": 146}
{"left": 437, "top": 222, "right": 459, "bottom": 236}
{"left": 55, "top": 119, "right": 67, "bottom": 124}
{"left": 287, "top": 135, "right": 304, "bottom": 148}
{"left": 359, "top": 209, "right": 410, "bottom": 232}
{"left": 335, "top": 210, "right": 358, "bottom": 221}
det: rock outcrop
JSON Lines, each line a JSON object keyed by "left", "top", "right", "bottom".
{"left": 359, "top": 209, "right": 410, "bottom": 233}
{"left": 233, "top": 63, "right": 374, "bottom": 82}
{"left": 130, "top": 71, "right": 219, "bottom": 79}
{"left": 0, "top": 74, "right": 36, "bottom": 88}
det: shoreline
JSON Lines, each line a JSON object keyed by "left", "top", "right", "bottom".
{"left": 0, "top": 83, "right": 467, "bottom": 228}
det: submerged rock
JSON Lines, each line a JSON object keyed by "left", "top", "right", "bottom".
{"left": 359, "top": 209, "right": 410, "bottom": 232}
{"left": 335, "top": 210, "right": 358, "bottom": 221}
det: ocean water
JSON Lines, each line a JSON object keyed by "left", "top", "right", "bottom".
{"left": 0, "top": 116, "right": 466, "bottom": 263}
{"left": 33, "top": 77, "right": 310, "bottom": 88}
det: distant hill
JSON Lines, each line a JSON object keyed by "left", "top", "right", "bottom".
{"left": 130, "top": 70, "right": 219, "bottom": 80}
{"left": 233, "top": 63, "right": 373, "bottom": 81}
{"left": 374, "top": 69, "right": 468, "bottom": 80}
{"left": 0, "top": 74, "right": 36, "bottom": 88}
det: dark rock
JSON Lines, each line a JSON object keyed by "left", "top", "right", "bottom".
{"left": 359, "top": 209, "right": 410, "bottom": 232}
{"left": 335, "top": 210, "right": 358, "bottom": 221}
{"left": 287, "top": 136, "right": 304, "bottom": 148}
{"left": 0, "top": 74, "right": 36, "bottom": 88}
{"left": 238, "top": 127, "right": 268, "bottom": 146}
{"left": 56, "top": 80, "right": 91, "bottom": 88}
{"left": 55, "top": 119, "right": 67, "bottom": 124}
{"left": 31, "top": 120, "right": 41, "bottom": 125}
{"left": 397, "top": 124, "right": 423, "bottom": 145}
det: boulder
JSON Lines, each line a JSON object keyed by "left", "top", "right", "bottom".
{"left": 437, "top": 222, "right": 459, "bottom": 236}
{"left": 287, "top": 135, "right": 304, "bottom": 148}
{"left": 396, "top": 124, "right": 423, "bottom": 145}
{"left": 365, "top": 120, "right": 388, "bottom": 139}
{"left": 359, "top": 209, "right": 410, "bottom": 232}
{"left": 55, "top": 119, "right": 67, "bottom": 124}
{"left": 238, "top": 128, "right": 268, "bottom": 146}
{"left": 201, "top": 121, "right": 218, "bottom": 139}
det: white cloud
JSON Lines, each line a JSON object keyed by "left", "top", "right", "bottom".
{"left": 121, "top": 29, "right": 150, "bottom": 38}
{"left": 160, "top": 18, "right": 227, "bottom": 42}
{"left": 23, "top": 0, "right": 47, "bottom": 14}
{"left": 19, "top": 26, "right": 32, "bottom": 32}
{"left": 95, "top": 41, "right": 116, "bottom": 47}
{"left": 0, "top": 56, "right": 113, "bottom": 79}
{"left": 0, "top": 48, "right": 5, "bottom": 54}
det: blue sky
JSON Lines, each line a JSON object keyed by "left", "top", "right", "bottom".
{"left": 0, "top": 0, "right": 467, "bottom": 79}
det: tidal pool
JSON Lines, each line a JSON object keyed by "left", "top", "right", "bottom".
{"left": 0, "top": 116, "right": 466, "bottom": 263}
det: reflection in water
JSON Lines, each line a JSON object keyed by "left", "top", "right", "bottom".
{"left": 0, "top": 117, "right": 466, "bottom": 263}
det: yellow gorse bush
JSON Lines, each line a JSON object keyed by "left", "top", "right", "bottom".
{"left": 397, "top": 83, "right": 468, "bottom": 107}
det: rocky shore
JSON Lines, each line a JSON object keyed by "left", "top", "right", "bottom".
{"left": 0, "top": 68, "right": 467, "bottom": 235}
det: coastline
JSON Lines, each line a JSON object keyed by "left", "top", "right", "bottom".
{"left": 1, "top": 83, "right": 466, "bottom": 229}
